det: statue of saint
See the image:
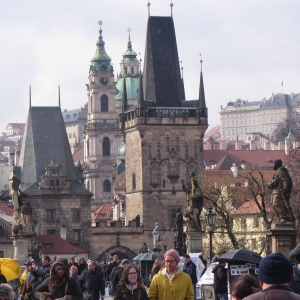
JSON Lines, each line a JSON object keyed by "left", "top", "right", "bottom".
{"left": 152, "top": 222, "right": 161, "bottom": 248}
{"left": 173, "top": 208, "right": 184, "bottom": 240}
{"left": 183, "top": 172, "right": 204, "bottom": 231}
{"left": 267, "top": 159, "right": 294, "bottom": 223}
{"left": 141, "top": 242, "right": 148, "bottom": 253}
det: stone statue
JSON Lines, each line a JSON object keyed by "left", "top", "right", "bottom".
{"left": 152, "top": 222, "right": 161, "bottom": 248}
{"left": 141, "top": 242, "right": 148, "bottom": 253}
{"left": 173, "top": 208, "right": 184, "bottom": 240}
{"left": 183, "top": 172, "right": 204, "bottom": 231}
{"left": 267, "top": 159, "right": 294, "bottom": 223}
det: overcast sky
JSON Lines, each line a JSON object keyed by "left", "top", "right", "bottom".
{"left": 1, "top": 0, "right": 299, "bottom": 133}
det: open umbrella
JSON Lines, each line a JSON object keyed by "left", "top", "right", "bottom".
{"left": 133, "top": 252, "right": 164, "bottom": 262}
{"left": 218, "top": 248, "right": 262, "bottom": 264}
{"left": 0, "top": 258, "right": 22, "bottom": 282}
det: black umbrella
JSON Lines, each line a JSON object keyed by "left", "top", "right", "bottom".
{"left": 133, "top": 252, "right": 164, "bottom": 262}
{"left": 218, "top": 248, "right": 262, "bottom": 264}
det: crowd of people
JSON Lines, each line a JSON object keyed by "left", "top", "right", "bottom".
{"left": 2, "top": 248, "right": 300, "bottom": 300}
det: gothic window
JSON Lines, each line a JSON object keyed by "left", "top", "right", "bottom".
{"left": 72, "top": 210, "right": 81, "bottom": 222}
{"left": 132, "top": 174, "right": 136, "bottom": 190}
{"left": 102, "top": 137, "right": 110, "bottom": 156}
{"left": 46, "top": 210, "right": 55, "bottom": 222}
{"left": 50, "top": 180, "right": 54, "bottom": 187}
{"left": 131, "top": 67, "right": 134, "bottom": 74}
{"left": 101, "top": 95, "right": 108, "bottom": 112}
{"left": 73, "top": 230, "right": 81, "bottom": 242}
{"left": 103, "top": 180, "right": 111, "bottom": 192}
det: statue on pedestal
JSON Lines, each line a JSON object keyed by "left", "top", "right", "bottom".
{"left": 183, "top": 172, "right": 203, "bottom": 231}
{"left": 140, "top": 242, "right": 148, "bottom": 253}
{"left": 267, "top": 159, "right": 294, "bottom": 223}
{"left": 152, "top": 222, "right": 161, "bottom": 249}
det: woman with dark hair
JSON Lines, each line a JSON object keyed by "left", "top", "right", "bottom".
{"left": 78, "top": 258, "right": 87, "bottom": 275}
{"left": 114, "top": 265, "right": 149, "bottom": 300}
{"left": 230, "top": 274, "right": 260, "bottom": 300}
{"left": 150, "top": 259, "right": 162, "bottom": 279}
{"left": 34, "top": 261, "right": 82, "bottom": 300}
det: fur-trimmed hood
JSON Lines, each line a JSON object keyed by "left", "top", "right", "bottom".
{"left": 0, "top": 284, "right": 15, "bottom": 300}
{"left": 39, "top": 292, "right": 54, "bottom": 300}
{"left": 50, "top": 262, "right": 69, "bottom": 279}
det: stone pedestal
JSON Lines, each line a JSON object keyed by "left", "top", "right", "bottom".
{"left": 269, "top": 222, "right": 296, "bottom": 259}
{"left": 187, "top": 230, "right": 203, "bottom": 253}
{"left": 152, "top": 247, "right": 162, "bottom": 254}
{"left": 11, "top": 234, "right": 32, "bottom": 260}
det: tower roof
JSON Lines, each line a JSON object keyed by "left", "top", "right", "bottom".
{"left": 121, "top": 78, "right": 128, "bottom": 113}
{"left": 199, "top": 60, "right": 206, "bottom": 108}
{"left": 143, "top": 16, "right": 184, "bottom": 107}
{"left": 285, "top": 128, "right": 295, "bottom": 140}
{"left": 89, "top": 21, "right": 113, "bottom": 76}
{"left": 19, "top": 106, "right": 92, "bottom": 196}
{"left": 122, "top": 32, "right": 138, "bottom": 63}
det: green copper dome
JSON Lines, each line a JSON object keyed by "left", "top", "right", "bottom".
{"left": 89, "top": 23, "right": 113, "bottom": 76}
{"left": 285, "top": 128, "right": 296, "bottom": 140}
{"left": 121, "top": 37, "right": 138, "bottom": 63}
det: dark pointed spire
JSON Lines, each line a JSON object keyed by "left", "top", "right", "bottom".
{"left": 29, "top": 85, "right": 31, "bottom": 107}
{"left": 199, "top": 55, "right": 206, "bottom": 108}
{"left": 58, "top": 86, "right": 61, "bottom": 107}
{"left": 137, "top": 71, "right": 145, "bottom": 107}
{"left": 121, "top": 77, "right": 128, "bottom": 113}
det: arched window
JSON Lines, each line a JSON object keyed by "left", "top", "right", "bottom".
{"left": 103, "top": 137, "right": 110, "bottom": 156}
{"left": 101, "top": 95, "right": 108, "bottom": 112}
{"left": 103, "top": 180, "right": 111, "bottom": 192}
{"left": 131, "top": 67, "right": 134, "bottom": 74}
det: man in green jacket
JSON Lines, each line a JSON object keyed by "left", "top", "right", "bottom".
{"left": 148, "top": 249, "right": 194, "bottom": 300}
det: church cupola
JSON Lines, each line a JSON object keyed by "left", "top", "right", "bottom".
{"left": 89, "top": 21, "right": 113, "bottom": 76}
{"left": 119, "top": 28, "right": 139, "bottom": 77}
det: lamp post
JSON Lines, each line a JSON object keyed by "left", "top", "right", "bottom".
{"left": 205, "top": 207, "right": 216, "bottom": 262}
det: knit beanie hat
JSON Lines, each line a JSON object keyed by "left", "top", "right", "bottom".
{"left": 0, "top": 290, "right": 9, "bottom": 300}
{"left": 258, "top": 252, "right": 293, "bottom": 284}
{"left": 164, "top": 249, "right": 180, "bottom": 264}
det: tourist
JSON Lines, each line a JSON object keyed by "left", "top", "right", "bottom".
{"left": 78, "top": 258, "right": 87, "bottom": 275}
{"left": 70, "top": 266, "right": 80, "bottom": 283}
{"left": 113, "top": 265, "right": 148, "bottom": 300}
{"left": 0, "top": 284, "right": 14, "bottom": 300}
{"left": 290, "top": 243, "right": 300, "bottom": 294}
{"left": 112, "top": 259, "right": 129, "bottom": 296}
{"left": 183, "top": 254, "right": 198, "bottom": 300}
{"left": 34, "top": 260, "right": 82, "bottom": 300}
{"left": 150, "top": 259, "right": 162, "bottom": 279}
{"left": 19, "top": 261, "right": 32, "bottom": 300}
{"left": 243, "top": 252, "right": 300, "bottom": 299}
{"left": 0, "top": 271, "right": 7, "bottom": 284}
{"left": 212, "top": 262, "right": 228, "bottom": 300}
{"left": 79, "top": 260, "right": 105, "bottom": 300}
{"left": 148, "top": 249, "right": 194, "bottom": 300}
{"left": 230, "top": 274, "right": 260, "bottom": 300}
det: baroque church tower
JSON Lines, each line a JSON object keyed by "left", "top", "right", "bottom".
{"left": 84, "top": 22, "right": 139, "bottom": 208}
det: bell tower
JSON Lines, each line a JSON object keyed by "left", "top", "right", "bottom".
{"left": 84, "top": 21, "right": 121, "bottom": 209}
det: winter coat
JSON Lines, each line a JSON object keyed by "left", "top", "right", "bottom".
{"left": 292, "top": 264, "right": 300, "bottom": 294}
{"left": 212, "top": 264, "right": 227, "bottom": 294}
{"left": 31, "top": 264, "right": 51, "bottom": 294}
{"left": 150, "top": 267, "right": 160, "bottom": 278}
{"left": 112, "top": 267, "right": 123, "bottom": 294}
{"left": 77, "top": 263, "right": 87, "bottom": 276}
{"left": 19, "top": 270, "right": 27, "bottom": 298}
{"left": 113, "top": 284, "right": 149, "bottom": 300}
{"left": 243, "top": 284, "right": 300, "bottom": 300}
{"left": 78, "top": 269, "right": 105, "bottom": 297}
{"left": 183, "top": 260, "right": 198, "bottom": 284}
{"left": 148, "top": 267, "right": 194, "bottom": 300}
{"left": 34, "top": 262, "right": 82, "bottom": 300}
{"left": 105, "top": 262, "right": 118, "bottom": 281}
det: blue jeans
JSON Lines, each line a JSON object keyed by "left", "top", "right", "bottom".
{"left": 193, "top": 283, "right": 196, "bottom": 300}
{"left": 218, "top": 293, "right": 228, "bottom": 300}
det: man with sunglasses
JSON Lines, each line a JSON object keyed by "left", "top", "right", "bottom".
{"left": 148, "top": 249, "right": 194, "bottom": 300}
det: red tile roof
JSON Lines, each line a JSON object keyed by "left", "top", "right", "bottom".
{"left": 36, "top": 235, "right": 90, "bottom": 255}
{"left": 92, "top": 204, "right": 111, "bottom": 220}
{"left": 204, "top": 126, "right": 220, "bottom": 138}
{"left": 73, "top": 144, "right": 84, "bottom": 162}
{"left": 232, "top": 197, "right": 272, "bottom": 215}
{"left": 0, "top": 201, "right": 14, "bottom": 216}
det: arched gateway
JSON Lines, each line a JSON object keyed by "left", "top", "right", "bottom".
{"left": 97, "top": 245, "right": 137, "bottom": 262}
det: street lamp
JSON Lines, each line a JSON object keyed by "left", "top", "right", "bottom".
{"left": 205, "top": 207, "right": 216, "bottom": 262}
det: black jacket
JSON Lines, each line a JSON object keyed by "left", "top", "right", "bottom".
{"left": 79, "top": 270, "right": 105, "bottom": 296}
{"left": 31, "top": 264, "right": 51, "bottom": 296}
{"left": 183, "top": 260, "right": 198, "bottom": 284}
{"left": 105, "top": 261, "right": 118, "bottom": 281}
{"left": 212, "top": 264, "right": 227, "bottom": 293}
{"left": 114, "top": 284, "right": 149, "bottom": 300}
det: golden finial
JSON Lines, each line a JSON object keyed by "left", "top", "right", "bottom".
{"left": 147, "top": 2, "right": 151, "bottom": 17}
{"left": 170, "top": 0, "right": 173, "bottom": 17}
{"left": 127, "top": 27, "right": 131, "bottom": 42}
{"left": 199, "top": 53, "right": 203, "bottom": 72}
{"left": 98, "top": 20, "right": 103, "bottom": 34}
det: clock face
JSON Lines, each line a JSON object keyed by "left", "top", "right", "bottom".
{"left": 99, "top": 76, "right": 109, "bottom": 86}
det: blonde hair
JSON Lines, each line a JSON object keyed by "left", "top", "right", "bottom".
{"left": 69, "top": 265, "right": 78, "bottom": 274}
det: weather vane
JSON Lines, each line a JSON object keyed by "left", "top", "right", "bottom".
{"left": 170, "top": 0, "right": 174, "bottom": 17}
{"left": 147, "top": 2, "right": 151, "bottom": 17}
{"left": 98, "top": 20, "right": 103, "bottom": 34}
{"left": 127, "top": 27, "right": 131, "bottom": 42}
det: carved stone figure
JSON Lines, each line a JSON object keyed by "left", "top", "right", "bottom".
{"left": 173, "top": 208, "right": 184, "bottom": 240}
{"left": 267, "top": 159, "right": 294, "bottom": 223}
{"left": 152, "top": 222, "right": 161, "bottom": 248}
{"left": 183, "top": 172, "right": 204, "bottom": 231}
{"left": 141, "top": 242, "right": 148, "bottom": 253}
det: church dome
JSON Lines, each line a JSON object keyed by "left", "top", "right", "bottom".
{"left": 117, "top": 141, "right": 126, "bottom": 160}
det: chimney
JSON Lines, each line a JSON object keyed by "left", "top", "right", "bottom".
{"left": 250, "top": 140, "right": 256, "bottom": 150}
{"left": 231, "top": 163, "right": 238, "bottom": 178}
{"left": 220, "top": 140, "right": 227, "bottom": 150}
{"left": 265, "top": 141, "right": 270, "bottom": 150}
{"left": 235, "top": 140, "right": 242, "bottom": 150}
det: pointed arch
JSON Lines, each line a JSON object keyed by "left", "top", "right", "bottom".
{"left": 96, "top": 245, "right": 137, "bottom": 262}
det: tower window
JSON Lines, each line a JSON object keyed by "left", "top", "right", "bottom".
{"left": 46, "top": 209, "right": 55, "bottom": 222}
{"left": 103, "top": 180, "right": 111, "bottom": 192}
{"left": 131, "top": 67, "right": 134, "bottom": 74}
{"left": 132, "top": 174, "right": 136, "bottom": 189}
{"left": 163, "top": 180, "right": 165, "bottom": 188}
{"left": 101, "top": 94, "right": 108, "bottom": 112}
{"left": 102, "top": 137, "right": 110, "bottom": 156}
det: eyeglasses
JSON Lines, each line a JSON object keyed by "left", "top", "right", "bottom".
{"left": 165, "top": 260, "right": 176, "bottom": 263}
{"left": 128, "top": 272, "right": 137, "bottom": 275}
